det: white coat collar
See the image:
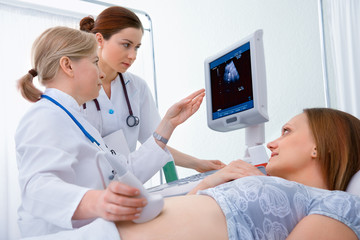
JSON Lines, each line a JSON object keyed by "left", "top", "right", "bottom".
{"left": 98, "top": 74, "right": 122, "bottom": 102}
{"left": 43, "top": 88, "right": 82, "bottom": 113}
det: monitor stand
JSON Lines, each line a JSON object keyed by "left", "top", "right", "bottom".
{"left": 243, "top": 123, "right": 269, "bottom": 167}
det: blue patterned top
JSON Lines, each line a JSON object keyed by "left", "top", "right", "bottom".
{"left": 199, "top": 176, "right": 360, "bottom": 240}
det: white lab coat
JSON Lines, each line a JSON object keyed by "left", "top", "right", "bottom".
{"left": 82, "top": 72, "right": 172, "bottom": 184}
{"left": 82, "top": 72, "right": 161, "bottom": 152}
{"left": 15, "top": 88, "right": 171, "bottom": 238}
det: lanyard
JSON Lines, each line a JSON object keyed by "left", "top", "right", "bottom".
{"left": 41, "top": 94, "right": 101, "bottom": 147}
{"left": 42, "top": 94, "right": 119, "bottom": 188}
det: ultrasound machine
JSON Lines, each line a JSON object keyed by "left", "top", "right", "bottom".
{"left": 148, "top": 29, "right": 269, "bottom": 197}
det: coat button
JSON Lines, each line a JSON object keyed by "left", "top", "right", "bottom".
{"left": 109, "top": 109, "right": 114, "bottom": 114}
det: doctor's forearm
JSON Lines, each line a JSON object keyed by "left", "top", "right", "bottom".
{"left": 167, "top": 146, "right": 198, "bottom": 169}
{"left": 72, "top": 190, "right": 101, "bottom": 220}
{"left": 154, "top": 118, "right": 175, "bottom": 149}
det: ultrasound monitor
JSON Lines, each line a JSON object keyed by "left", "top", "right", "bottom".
{"left": 147, "top": 30, "right": 269, "bottom": 198}
{"left": 204, "top": 29, "right": 269, "bottom": 165}
{"left": 204, "top": 29, "right": 268, "bottom": 132}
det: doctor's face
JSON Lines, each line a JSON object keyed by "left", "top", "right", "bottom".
{"left": 72, "top": 52, "right": 104, "bottom": 104}
{"left": 266, "top": 113, "right": 317, "bottom": 181}
{"left": 98, "top": 27, "right": 143, "bottom": 74}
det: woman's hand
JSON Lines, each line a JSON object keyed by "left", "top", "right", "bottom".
{"left": 73, "top": 181, "right": 147, "bottom": 222}
{"left": 193, "top": 159, "right": 226, "bottom": 173}
{"left": 168, "top": 146, "right": 226, "bottom": 172}
{"left": 154, "top": 89, "right": 205, "bottom": 148}
{"left": 164, "top": 88, "right": 205, "bottom": 128}
{"left": 188, "top": 159, "right": 265, "bottom": 194}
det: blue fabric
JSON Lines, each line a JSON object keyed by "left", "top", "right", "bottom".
{"left": 199, "top": 176, "right": 360, "bottom": 240}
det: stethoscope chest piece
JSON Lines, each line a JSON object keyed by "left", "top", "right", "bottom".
{"left": 126, "top": 115, "right": 139, "bottom": 127}
{"left": 84, "top": 73, "right": 140, "bottom": 128}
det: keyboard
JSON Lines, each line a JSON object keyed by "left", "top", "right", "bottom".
{"left": 147, "top": 170, "right": 218, "bottom": 197}
{"left": 147, "top": 166, "right": 267, "bottom": 198}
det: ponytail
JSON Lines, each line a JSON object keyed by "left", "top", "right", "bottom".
{"left": 17, "top": 70, "right": 42, "bottom": 102}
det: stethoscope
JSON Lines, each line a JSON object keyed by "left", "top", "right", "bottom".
{"left": 42, "top": 94, "right": 117, "bottom": 187}
{"left": 82, "top": 72, "right": 139, "bottom": 127}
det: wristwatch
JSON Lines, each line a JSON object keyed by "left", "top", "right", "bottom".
{"left": 153, "top": 132, "right": 168, "bottom": 144}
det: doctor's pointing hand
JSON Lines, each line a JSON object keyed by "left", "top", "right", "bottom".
{"left": 153, "top": 89, "right": 205, "bottom": 148}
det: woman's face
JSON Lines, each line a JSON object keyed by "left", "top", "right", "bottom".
{"left": 99, "top": 27, "right": 143, "bottom": 74}
{"left": 266, "top": 113, "right": 317, "bottom": 180}
{"left": 72, "top": 52, "right": 104, "bottom": 104}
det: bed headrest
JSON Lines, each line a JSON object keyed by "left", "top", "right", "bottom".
{"left": 346, "top": 170, "right": 360, "bottom": 196}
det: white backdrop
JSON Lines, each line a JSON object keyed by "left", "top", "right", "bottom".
{"left": 0, "top": 0, "right": 333, "bottom": 239}
{"left": 131, "top": 0, "right": 325, "bottom": 173}
{"left": 322, "top": 0, "right": 360, "bottom": 118}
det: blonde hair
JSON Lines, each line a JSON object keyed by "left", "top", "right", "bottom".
{"left": 17, "top": 26, "right": 97, "bottom": 102}
{"left": 304, "top": 108, "right": 360, "bottom": 190}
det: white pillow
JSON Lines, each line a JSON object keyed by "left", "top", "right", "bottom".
{"left": 346, "top": 170, "right": 360, "bottom": 196}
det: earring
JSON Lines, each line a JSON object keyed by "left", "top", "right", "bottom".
{"left": 312, "top": 147, "right": 317, "bottom": 156}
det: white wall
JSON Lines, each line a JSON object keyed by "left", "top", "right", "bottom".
{"left": 11, "top": 0, "right": 324, "bottom": 174}
{"left": 117, "top": 0, "right": 324, "bottom": 176}
{"left": 0, "top": 0, "right": 324, "bottom": 239}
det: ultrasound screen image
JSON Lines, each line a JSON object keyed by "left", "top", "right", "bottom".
{"left": 224, "top": 60, "right": 240, "bottom": 83}
{"left": 210, "top": 42, "right": 254, "bottom": 120}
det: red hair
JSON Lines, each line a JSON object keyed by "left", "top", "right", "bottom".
{"left": 304, "top": 108, "right": 360, "bottom": 190}
{"left": 80, "top": 6, "right": 143, "bottom": 40}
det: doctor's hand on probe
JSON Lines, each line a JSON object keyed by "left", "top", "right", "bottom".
{"left": 73, "top": 181, "right": 147, "bottom": 222}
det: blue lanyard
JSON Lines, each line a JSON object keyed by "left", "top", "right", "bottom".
{"left": 41, "top": 94, "right": 101, "bottom": 146}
